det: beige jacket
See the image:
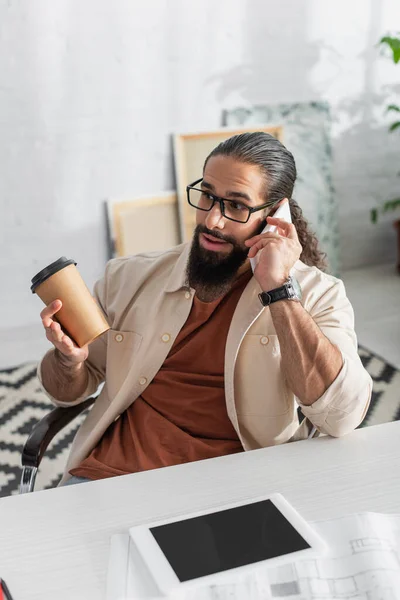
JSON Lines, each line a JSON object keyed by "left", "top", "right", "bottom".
{"left": 38, "top": 243, "right": 372, "bottom": 484}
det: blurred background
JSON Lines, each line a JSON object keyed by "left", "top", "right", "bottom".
{"left": 1, "top": 0, "right": 400, "bottom": 494}
{"left": 1, "top": 0, "right": 400, "bottom": 365}
{"left": 1, "top": 0, "right": 399, "bottom": 364}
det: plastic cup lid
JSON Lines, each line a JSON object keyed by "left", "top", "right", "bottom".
{"left": 31, "top": 256, "right": 77, "bottom": 293}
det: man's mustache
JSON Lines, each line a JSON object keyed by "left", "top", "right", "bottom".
{"left": 197, "top": 226, "right": 237, "bottom": 247}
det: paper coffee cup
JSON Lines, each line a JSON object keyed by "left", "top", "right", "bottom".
{"left": 31, "top": 257, "right": 110, "bottom": 347}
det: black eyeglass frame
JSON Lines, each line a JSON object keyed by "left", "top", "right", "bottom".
{"left": 186, "top": 178, "right": 276, "bottom": 224}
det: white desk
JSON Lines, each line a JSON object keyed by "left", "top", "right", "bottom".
{"left": 0, "top": 421, "right": 399, "bottom": 600}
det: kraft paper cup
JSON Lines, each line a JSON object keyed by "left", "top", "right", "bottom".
{"left": 31, "top": 256, "right": 110, "bottom": 347}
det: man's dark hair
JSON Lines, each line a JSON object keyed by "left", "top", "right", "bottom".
{"left": 204, "top": 131, "right": 327, "bottom": 271}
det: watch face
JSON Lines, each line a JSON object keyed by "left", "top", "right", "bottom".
{"left": 290, "top": 276, "right": 302, "bottom": 300}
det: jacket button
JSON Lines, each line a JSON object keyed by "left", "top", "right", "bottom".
{"left": 161, "top": 333, "right": 171, "bottom": 343}
{"left": 115, "top": 334, "right": 124, "bottom": 343}
{"left": 260, "top": 336, "right": 269, "bottom": 345}
{"left": 185, "top": 291, "right": 191, "bottom": 299}
{"left": 139, "top": 377, "right": 147, "bottom": 385}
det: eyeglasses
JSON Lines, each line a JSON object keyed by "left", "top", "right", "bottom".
{"left": 186, "top": 178, "right": 274, "bottom": 224}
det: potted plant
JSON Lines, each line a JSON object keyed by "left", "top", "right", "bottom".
{"left": 371, "top": 34, "right": 400, "bottom": 273}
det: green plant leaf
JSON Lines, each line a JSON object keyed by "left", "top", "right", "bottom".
{"left": 370, "top": 199, "right": 400, "bottom": 223}
{"left": 382, "top": 198, "right": 400, "bottom": 213}
{"left": 379, "top": 35, "right": 400, "bottom": 62}
{"left": 376, "top": 35, "right": 400, "bottom": 224}
{"left": 379, "top": 35, "right": 400, "bottom": 45}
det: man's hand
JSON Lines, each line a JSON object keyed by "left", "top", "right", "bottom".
{"left": 41, "top": 300, "right": 89, "bottom": 367}
{"left": 245, "top": 215, "right": 302, "bottom": 291}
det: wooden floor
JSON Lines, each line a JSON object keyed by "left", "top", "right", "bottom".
{"left": 0, "top": 262, "right": 399, "bottom": 370}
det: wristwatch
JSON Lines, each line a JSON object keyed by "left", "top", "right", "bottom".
{"left": 258, "top": 276, "right": 302, "bottom": 307}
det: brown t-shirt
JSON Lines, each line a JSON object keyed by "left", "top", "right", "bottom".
{"left": 70, "top": 268, "right": 253, "bottom": 480}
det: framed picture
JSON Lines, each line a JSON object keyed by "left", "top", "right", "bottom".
{"left": 223, "top": 102, "right": 339, "bottom": 275}
{"left": 173, "top": 125, "right": 283, "bottom": 243}
{"left": 105, "top": 192, "right": 180, "bottom": 258}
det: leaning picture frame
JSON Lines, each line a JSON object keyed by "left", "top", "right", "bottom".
{"left": 173, "top": 125, "right": 283, "bottom": 243}
{"left": 223, "top": 102, "right": 339, "bottom": 275}
{"left": 105, "top": 192, "right": 180, "bottom": 259}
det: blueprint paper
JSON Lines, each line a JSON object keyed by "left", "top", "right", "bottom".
{"left": 107, "top": 513, "right": 400, "bottom": 600}
{"left": 262, "top": 512, "right": 400, "bottom": 600}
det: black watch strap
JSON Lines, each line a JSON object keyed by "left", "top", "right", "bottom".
{"left": 258, "top": 277, "right": 301, "bottom": 307}
{"left": 258, "top": 288, "right": 290, "bottom": 306}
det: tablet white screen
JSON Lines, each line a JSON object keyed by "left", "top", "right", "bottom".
{"left": 148, "top": 498, "right": 311, "bottom": 582}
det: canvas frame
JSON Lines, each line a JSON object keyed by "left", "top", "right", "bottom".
{"left": 105, "top": 191, "right": 179, "bottom": 259}
{"left": 222, "top": 102, "right": 339, "bottom": 274}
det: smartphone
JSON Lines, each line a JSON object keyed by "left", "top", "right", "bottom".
{"left": 250, "top": 199, "right": 292, "bottom": 273}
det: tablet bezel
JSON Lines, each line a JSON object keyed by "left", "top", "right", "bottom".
{"left": 129, "top": 493, "right": 327, "bottom": 595}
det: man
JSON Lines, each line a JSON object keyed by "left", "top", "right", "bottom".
{"left": 38, "top": 132, "right": 372, "bottom": 486}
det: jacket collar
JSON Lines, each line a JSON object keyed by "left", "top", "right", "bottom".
{"left": 164, "top": 242, "right": 192, "bottom": 293}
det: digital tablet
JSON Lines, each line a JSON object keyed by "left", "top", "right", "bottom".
{"left": 129, "top": 493, "right": 326, "bottom": 595}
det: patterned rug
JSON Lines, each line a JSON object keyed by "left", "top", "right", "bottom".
{"left": 0, "top": 363, "right": 89, "bottom": 497}
{"left": 0, "top": 347, "right": 399, "bottom": 498}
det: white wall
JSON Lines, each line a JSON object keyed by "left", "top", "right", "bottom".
{"left": 0, "top": 0, "right": 399, "bottom": 363}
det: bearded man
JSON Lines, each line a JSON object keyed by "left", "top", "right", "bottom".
{"left": 38, "top": 132, "right": 372, "bottom": 486}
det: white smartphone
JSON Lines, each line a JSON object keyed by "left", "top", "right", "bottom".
{"left": 250, "top": 199, "right": 292, "bottom": 272}
{"left": 129, "top": 492, "right": 327, "bottom": 596}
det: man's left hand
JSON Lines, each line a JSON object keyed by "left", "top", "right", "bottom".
{"left": 245, "top": 216, "right": 302, "bottom": 291}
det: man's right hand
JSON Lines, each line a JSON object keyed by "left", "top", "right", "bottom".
{"left": 41, "top": 299, "right": 89, "bottom": 366}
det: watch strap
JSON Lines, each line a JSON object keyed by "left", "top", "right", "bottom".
{"left": 259, "top": 288, "right": 290, "bottom": 306}
{"left": 258, "top": 277, "right": 300, "bottom": 307}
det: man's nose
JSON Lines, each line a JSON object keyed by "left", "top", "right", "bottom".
{"left": 204, "top": 201, "right": 225, "bottom": 229}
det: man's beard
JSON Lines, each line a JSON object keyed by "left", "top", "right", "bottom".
{"left": 185, "top": 224, "right": 254, "bottom": 302}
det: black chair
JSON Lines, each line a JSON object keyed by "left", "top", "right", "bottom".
{"left": 19, "top": 402, "right": 315, "bottom": 494}
{"left": 19, "top": 396, "right": 97, "bottom": 494}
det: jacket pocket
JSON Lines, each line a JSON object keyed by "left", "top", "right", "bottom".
{"left": 234, "top": 334, "right": 291, "bottom": 417}
{"left": 106, "top": 329, "right": 143, "bottom": 399}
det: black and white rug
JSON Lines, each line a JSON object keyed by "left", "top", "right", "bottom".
{"left": 0, "top": 347, "right": 399, "bottom": 498}
{"left": 357, "top": 347, "right": 400, "bottom": 426}
{"left": 0, "top": 363, "right": 89, "bottom": 498}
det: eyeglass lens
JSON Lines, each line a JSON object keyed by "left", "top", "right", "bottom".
{"left": 189, "top": 188, "right": 250, "bottom": 222}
